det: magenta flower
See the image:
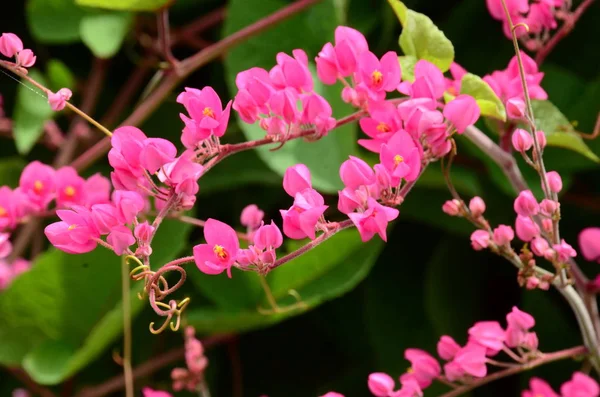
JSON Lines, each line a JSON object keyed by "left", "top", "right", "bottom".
{"left": 47, "top": 88, "right": 72, "bottom": 111}
{"left": 348, "top": 198, "right": 398, "bottom": 242}
{"left": 561, "top": 372, "right": 600, "bottom": 397}
{"left": 45, "top": 206, "right": 99, "bottom": 254}
{"left": 268, "top": 88, "right": 300, "bottom": 125}
{"left": 320, "top": 393, "right": 345, "bottom": 397}
{"left": 522, "top": 377, "right": 559, "bottom": 397}
{"left": 283, "top": 164, "right": 312, "bottom": 197}
{"left": 193, "top": 219, "right": 240, "bottom": 277}
{"left": 380, "top": 132, "right": 422, "bottom": 183}
{"left": 579, "top": 227, "right": 600, "bottom": 263}
{"left": 471, "top": 229, "right": 490, "bottom": 251}
{"left": 0, "top": 187, "right": 18, "bottom": 230}
{"left": 469, "top": 196, "right": 486, "bottom": 217}
{"left": 515, "top": 215, "right": 540, "bottom": 242}
{"left": 106, "top": 225, "right": 135, "bottom": 255}
{"left": 358, "top": 51, "right": 401, "bottom": 100}
{"left": 437, "top": 335, "right": 461, "bottom": 360}
{"left": 338, "top": 188, "right": 362, "bottom": 215}
{"left": 546, "top": 171, "right": 562, "bottom": 193}
{"left": 300, "top": 93, "right": 336, "bottom": 136}
{"left": 468, "top": 321, "right": 506, "bottom": 355}
{"left": 486, "top": 0, "right": 529, "bottom": 21}
{"left": 140, "top": 138, "right": 177, "bottom": 174}
{"left": 90, "top": 204, "right": 121, "bottom": 235}
{"left": 400, "top": 348, "right": 441, "bottom": 389}
{"left": 399, "top": 60, "right": 445, "bottom": 100}
{"left": 55, "top": 166, "right": 86, "bottom": 209}
{"left": 177, "top": 86, "right": 232, "bottom": 145}
{"left": 270, "top": 49, "right": 313, "bottom": 93}
{"left": 112, "top": 190, "right": 145, "bottom": 224}
{"left": 108, "top": 126, "right": 147, "bottom": 190}
{"left": 443, "top": 95, "right": 480, "bottom": 133}
{"left": 253, "top": 221, "right": 283, "bottom": 251}
{"left": 0, "top": 233, "right": 12, "bottom": 259}
{"left": 506, "top": 306, "right": 536, "bottom": 348}
{"left": 339, "top": 156, "right": 375, "bottom": 190}
{"left": 531, "top": 236, "right": 551, "bottom": 258}
{"left": 240, "top": 204, "right": 264, "bottom": 230}
{"left": 392, "top": 379, "right": 422, "bottom": 397}
{"left": 442, "top": 199, "right": 461, "bottom": 216}
{"left": 368, "top": 372, "right": 395, "bottom": 397}
{"left": 280, "top": 188, "right": 328, "bottom": 240}
{"left": 358, "top": 100, "right": 402, "bottom": 152}
{"left": 540, "top": 199, "right": 558, "bottom": 216}
{"left": 553, "top": 239, "right": 577, "bottom": 262}
{"left": 16, "top": 49, "right": 36, "bottom": 67}
{"left": 316, "top": 26, "right": 368, "bottom": 85}
{"left": 84, "top": 174, "right": 111, "bottom": 207}
{"left": 514, "top": 190, "right": 539, "bottom": 217}
{"left": 506, "top": 97, "right": 526, "bottom": 120}
{"left": 452, "top": 343, "right": 488, "bottom": 378}
{"left": 493, "top": 224, "right": 514, "bottom": 246}
{"left": 233, "top": 67, "right": 273, "bottom": 123}
{"left": 0, "top": 33, "right": 23, "bottom": 58}
{"left": 19, "top": 161, "right": 56, "bottom": 211}
{"left": 142, "top": 388, "right": 172, "bottom": 397}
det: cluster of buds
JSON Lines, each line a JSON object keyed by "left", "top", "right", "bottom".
{"left": 523, "top": 372, "right": 599, "bottom": 396}
{"left": 0, "top": 32, "right": 36, "bottom": 68}
{"left": 171, "top": 326, "right": 209, "bottom": 392}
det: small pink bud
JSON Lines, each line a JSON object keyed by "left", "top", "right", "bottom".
{"left": 442, "top": 199, "right": 462, "bottom": 216}
{"left": 516, "top": 215, "right": 540, "bottom": 242}
{"left": 513, "top": 190, "right": 539, "bottom": 217}
{"left": 536, "top": 130, "right": 547, "bottom": 149}
{"left": 338, "top": 188, "right": 361, "bottom": 215}
{"left": 339, "top": 156, "right": 375, "bottom": 189}
{"left": 0, "top": 233, "right": 12, "bottom": 259}
{"left": 471, "top": 229, "right": 490, "bottom": 251}
{"left": 240, "top": 204, "right": 264, "bottom": 229}
{"left": 539, "top": 199, "right": 558, "bottom": 216}
{"left": 579, "top": 227, "right": 600, "bottom": 263}
{"left": 367, "top": 373, "right": 395, "bottom": 397}
{"left": 469, "top": 196, "right": 486, "bottom": 217}
{"left": 522, "top": 332, "right": 538, "bottom": 350}
{"left": 16, "top": 49, "right": 36, "bottom": 67}
{"left": 526, "top": 276, "right": 540, "bottom": 290}
{"left": 107, "top": 225, "right": 135, "bottom": 255}
{"left": 506, "top": 306, "right": 535, "bottom": 329}
{"left": 511, "top": 128, "right": 533, "bottom": 152}
{"left": 47, "top": 88, "right": 72, "bottom": 111}
{"left": 506, "top": 97, "right": 526, "bottom": 119}
{"left": 530, "top": 237, "right": 550, "bottom": 257}
{"left": 283, "top": 164, "right": 312, "bottom": 197}
{"left": 553, "top": 239, "right": 577, "bottom": 262}
{"left": 493, "top": 224, "right": 514, "bottom": 246}
{"left": 542, "top": 218, "right": 553, "bottom": 233}
{"left": 546, "top": 171, "right": 562, "bottom": 193}
{"left": 468, "top": 321, "right": 506, "bottom": 353}
{"left": 437, "top": 335, "right": 461, "bottom": 360}
{"left": 134, "top": 221, "right": 155, "bottom": 243}
{"left": 253, "top": 221, "right": 283, "bottom": 250}
{"left": 0, "top": 33, "right": 23, "bottom": 58}
{"left": 237, "top": 247, "right": 259, "bottom": 266}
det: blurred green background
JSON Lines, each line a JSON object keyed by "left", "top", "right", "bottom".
{"left": 0, "top": 0, "right": 599, "bottom": 396}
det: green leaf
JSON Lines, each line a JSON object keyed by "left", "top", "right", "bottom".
{"left": 27, "top": 0, "right": 87, "bottom": 44}
{"left": 80, "top": 12, "right": 132, "bottom": 58}
{"left": 12, "top": 70, "right": 54, "bottom": 155}
{"left": 0, "top": 158, "right": 26, "bottom": 187}
{"left": 531, "top": 100, "right": 599, "bottom": 163}
{"left": 398, "top": 55, "right": 418, "bottom": 82}
{"left": 224, "top": 0, "right": 356, "bottom": 193}
{"left": 47, "top": 60, "right": 76, "bottom": 92}
{"left": 459, "top": 73, "right": 506, "bottom": 121}
{"left": 188, "top": 230, "right": 383, "bottom": 333}
{"left": 0, "top": 219, "right": 191, "bottom": 384}
{"left": 75, "top": 0, "right": 171, "bottom": 11}
{"left": 386, "top": 0, "right": 454, "bottom": 72}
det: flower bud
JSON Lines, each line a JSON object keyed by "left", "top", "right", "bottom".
{"left": 338, "top": 188, "right": 361, "bottom": 215}
{"left": 506, "top": 97, "right": 526, "bottom": 119}
{"left": 260, "top": 248, "right": 277, "bottom": 265}
{"left": 368, "top": 373, "right": 395, "bottom": 397}
{"left": 107, "top": 225, "right": 135, "bottom": 255}
{"left": 437, "top": 335, "right": 461, "bottom": 360}
{"left": 0, "top": 33, "right": 23, "bottom": 58}
{"left": 546, "top": 171, "right": 562, "bottom": 193}
{"left": 553, "top": 239, "right": 577, "bottom": 262}
{"left": 513, "top": 190, "right": 539, "bottom": 217}
{"left": 539, "top": 199, "right": 558, "bottom": 216}
{"left": 526, "top": 276, "right": 540, "bottom": 290}
{"left": 535, "top": 130, "right": 547, "bottom": 149}
{"left": 134, "top": 221, "right": 155, "bottom": 243}
{"left": 16, "top": 49, "right": 36, "bottom": 67}
{"left": 442, "top": 199, "right": 461, "bottom": 216}
{"left": 542, "top": 218, "right": 553, "bottom": 233}
{"left": 48, "top": 88, "right": 72, "bottom": 112}
{"left": 471, "top": 229, "right": 490, "bottom": 251}
{"left": 493, "top": 225, "right": 514, "bottom": 246}
{"left": 468, "top": 196, "right": 486, "bottom": 217}
{"left": 339, "top": 156, "right": 375, "bottom": 189}
{"left": 579, "top": 227, "right": 600, "bottom": 263}
{"left": 511, "top": 128, "right": 533, "bottom": 152}
{"left": 530, "top": 237, "right": 550, "bottom": 257}
{"left": 240, "top": 204, "right": 264, "bottom": 229}
{"left": 516, "top": 215, "right": 540, "bottom": 242}
{"left": 522, "top": 332, "right": 538, "bottom": 350}
{"left": 253, "top": 221, "right": 283, "bottom": 250}
{"left": 283, "top": 164, "right": 311, "bottom": 197}
{"left": 237, "top": 247, "right": 259, "bottom": 266}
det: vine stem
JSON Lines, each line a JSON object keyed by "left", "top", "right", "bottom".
{"left": 121, "top": 256, "right": 134, "bottom": 397}
{"left": 439, "top": 345, "right": 587, "bottom": 397}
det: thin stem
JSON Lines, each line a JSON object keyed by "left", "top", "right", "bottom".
{"left": 121, "top": 256, "right": 134, "bottom": 397}
{"left": 258, "top": 274, "right": 278, "bottom": 310}
{"left": 163, "top": 255, "right": 196, "bottom": 267}
{"left": 440, "top": 346, "right": 587, "bottom": 397}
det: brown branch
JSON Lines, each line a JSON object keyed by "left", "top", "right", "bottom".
{"left": 6, "top": 367, "right": 59, "bottom": 397}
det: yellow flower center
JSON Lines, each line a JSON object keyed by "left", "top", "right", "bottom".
{"left": 371, "top": 70, "right": 383, "bottom": 85}
{"left": 0, "top": 206, "right": 6, "bottom": 217}
{"left": 33, "top": 180, "right": 44, "bottom": 193}
{"left": 68, "top": 224, "right": 77, "bottom": 231}
{"left": 203, "top": 107, "right": 215, "bottom": 118}
{"left": 213, "top": 244, "right": 228, "bottom": 260}
{"left": 393, "top": 154, "right": 404, "bottom": 166}
{"left": 376, "top": 122, "right": 391, "bottom": 133}
{"left": 406, "top": 367, "right": 414, "bottom": 373}
{"left": 64, "top": 186, "right": 76, "bottom": 198}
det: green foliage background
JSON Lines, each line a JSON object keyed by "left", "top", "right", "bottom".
{"left": 0, "top": 0, "right": 599, "bottom": 396}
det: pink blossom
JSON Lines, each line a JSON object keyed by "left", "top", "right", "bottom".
{"left": 579, "top": 227, "right": 600, "bottom": 263}
{"left": 527, "top": 3, "right": 558, "bottom": 34}
{"left": 0, "top": 33, "right": 23, "bottom": 58}
{"left": 443, "top": 95, "right": 480, "bottom": 133}
{"left": 16, "top": 49, "right": 36, "bottom": 67}
{"left": 442, "top": 199, "right": 461, "bottom": 216}
{"left": 471, "top": 229, "right": 490, "bottom": 251}
{"left": 142, "top": 388, "right": 172, "bottom": 397}
{"left": 158, "top": 156, "right": 203, "bottom": 209}
{"left": 443, "top": 361, "right": 465, "bottom": 382}
{"left": 335, "top": 26, "right": 369, "bottom": 59}
{"left": 301, "top": 93, "right": 336, "bottom": 135}
{"left": 232, "top": 67, "right": 273, "bottom": 123}
{"left": 401, "top": 60, "right": 445, "bottom": 100}
{"left": 55, "top": 166, "right": 86, "bottom": 209}
{"left": 177, "top": 86, "right": 232, "bottom": 145}
{"left": 140, "top": 138, "right": 177, "bottom": 174}
{"left": 338, "top": 188, "right": 363, "bottom": 215}
{"left": 493, "top": 225, "right": 514, "bottom": 246}
{"left": 45, "top": 206, "right": 99, "bottom": 254}
{"left": 553, "top": 239, "right": 577, "bottom": 262}
{"left": 468, "top": 321, "right": 505, "bottom": 354}
{"left": 19, "top": 161, "right": 56, "bottom": 211}
{"left": 537, "top": 130, "right": 547, "bottom": 149}
{"left": 108, "top": 126, "right": 147, "bottom": 190}
{"left": 358, "top": 51, "right": 401, "bottom": 100}
{"left": 512, "top": 129, "right": 533, "bottom": 152}
{"left": 391, "top": 379, "right": 422, "bottom": 397}
{"left": 107, "top": 225, "right": 135, "bottom": 255}
{"left": 90, "top": 204, "right": 121, "bottom": 235}
{"left": 316, "top": 26, "right": 368, "bottom": 85}
{"left": 539, "top": 199, "right": 558, "bottom": 216}
{"left": 193, "top": 219, "right": 240, "bottom": 277}
{"left": 358, "top": 100, "right": 402, "bottom": 152}
{"left": 269, "top": 88, "right": 300, "bottom": 124}
{"left": 47, "top": 88, "right": 72, "bottom": 111}
{"left": 379, "top": 132, "right": 422, "bottom": 183}
{"left": 321, "top": 393, "right": 345, "bottom": 397}
{"left": 507, "top": 306, "right": 535, "bottom": 329}
{"left": 253, "top": 221, "right": 283, "bottom": 250}
{"left": 348, "top": 198, "right": 399, "bottom": 242}
{"left": 437, "top": 335, "right": 461, "bottom": 360}
{"left": 560, "top": 372, "right": 600, "bottom": 397}
{"left": 516, "top": 215, "right": 540, "bottom": 242}
{"left": 240, "top": 204, "right": 264, "bottom": 229}
{"left": 506, "top": 306, "right": 536, "bottom": 348}
{"left": 522, "top": 377, "right": 559, "bottom": 397}
{"left": 0, "top": 233, "right": 12, "bottom": 259}
{"left": 84, "top": 174, "right": 111, "bottom": 207}
{"left": 112, "top": 190, "right": 145, "bottom": 224}
{"left": 486, "top": 0, "right": 529, "bottom": 21}
{"left": 0, "top": 187, "right": 18, "bottom": 230}
{"left": 506, "top": 97, "right": 526, "bottom": 119}
{"left": 283, "top": 164, "right": 312, "bottom": 197}
{"left": 280, "top": 188, "right": 328, "bottom": 240}
{"left": 400, "top": 348, "right": 441, "bottom": 389}
{"left": 469, "top": 196, "right": 486, "bottom": 217}
{"left": 368, "top": 372, "right": 395, "bottom": 397}
{"left": 452, "top": 343, "right": 488, "bottom": 378}
{"left": 339, "top": 156, "right": 375, "bottom": 189}
{"left": 546, "top": 171, "right": 562, "bottom": 193}
{"left": 270, "top": 49, "right": 313, "bottom": 93}
{"left": 514, "top": 190, "right": 539, "bottom": 217}
{"left": 531, "top": 237, "right": 551, "bottom": 257}
{"left": 135, "top": 221, "right": 154, "bottom": 243}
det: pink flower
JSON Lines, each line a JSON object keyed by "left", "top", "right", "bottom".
{"left": 45, "top": 206, "right": 99, "bottom": 254}
{"left": 471, "top": 230, "right": 490, "bottom": 251}
{"left": 338, "top": 188, "right": 363, "bottom": 215}
{"left": 140, "top": 138, "right": 177, "bottom": 174}
{"left": 142, "top": 388, "right": 172, "bottom": 397}
{"left": 506, "top": 97, "right": 526, "bottom": 119}
{"left": 158, "top": 156, "right": 203, "bottom": 209}
{"left": 47, "top": 88, "right": 72, "bottom": 111}
{"left": 240, "top": 204, "right": 264, "bottom": 230}
{"left": 443, "top": 361, "right": 465, "bottom": 382}
{"left": 537, "top": 130, "right": 547, "bottom": 149}
{"left": 253, "top": 221, "right": 283, "bottom": 250}
{"left": 531, "top": 237, "right": 551, "bottom": 257}
{"left": 380, "top": 132, "right": 422, "bottom": 183}
{"left": 516, "top": 215, "right": 540, "bottom": 242}
{"left": 358, "top": 51, "right": 401, "bottom": 100}
{"left": 107, "top": 225, "right": 135, "bottom": 255}
{"left": 368, "top": 372, "right": 395, "bottom": 397}
{"left": 546, "top": 171, "right": 562, "bottom": 193}
{"left": 468, "top": 321, "right": 505, "bottom": 354}
{"left": 493, "top": 225, "right": 515, "bottom": 246}
{"left": 486, "top": 0, "right": 529, "bottom": 21}
{"left": 469, "top": 196, "right": 486, "bottom": 217}
{"left": 91, "top": 205, "right": 123, "bottom": 238}
{"left": 109, "top": 126, "right": 147, "bottom": 190}
{"left": 579, "top": 227, "right": 600, "bottom": 263}
{"left": 135, "top": 221, "right": 154, "bottom": 243}
{"left": 84, "top": 174, "right": 111, "bottom": 207}
{"left": 358, "top": 100, "right": 402, "bottom": 152}
{"left": 339, "top": 156, "right": 375, "bottom": 189}
{"left": 0, "top": 233, "right": 12, "bottom": 259}
{"left": 301, "top": 93, "right": 336, "bottom": 136}
{"left": 193, "top": 219, "right": 240, "bottom": 277}
{"left": 400, "top": 348, "right": 441, "bottom": 389}
{"left": 400, "top": 60, "right": 445, "bottom": 100}
{"left": 280, "top": 188, "right": 328, "bottom": 240}
{"left": 19, "top": 161, "right": 56, "bottom": 211}
{"left": 514, "top": 190, "right": 539, "bottom": 217}
{"left": 177, "top": 86, "right": 232, "bottom": 146}
{"left": 540, "top": 199, "right": 558, "bottom": 216}
{"left": 348, "top": 198, "right": 399, "bottom": 242}
{"left": 506, "top": 306, "right": 536, "bottom": 348}
{"left": 268, "top": 88, "right": 300, "bottom": 124}
{"left": 392, "top": 379, "right": 422, "bottom": 397}
{"left": 321, "top": 393, "right": 345, "bottom": 397}
{"left": 0, "top": 33, "right": 23, "bottom": 58}
{"left": 522, "top": 377, "right": 559, "bottom": 397}
{"left": 16, "top": 49, "right": 36, "bottom": 67}
{"left": 553, "top": 239, "right": 577, "bottom": 262}
{"left": 560, "top": 372, "right": 600, "bottom": 397}
{"left": 270, "top": 49, "right": 313, "bottom": 93}
{"left": 112, "top": 190, "right": 145, "bottom": 224}
{"left": 507, "top": 306, "right": 535, "bottom": 329}
{"left": 452, "top": 344, "right": 488, "bottom": 378}
{"left": 442, "top": 199, "right": 461, "bottom": 216}
{"left": 316, "top": 26, "right": 368, "bottom": 84}
{"left": 55, "top": 166, "right": 86, "bottom": 209}
{"left": 437, "top": 335, "right": 461, "bottom": 360}
{"left": 0, "top": 187, "right": 18, "bottom": 230}
{"left": 443, "top": 95, "right": 480, "bottom": 133}
{"left": 283, "top": 164, "right": 312, "bottom": 197}
{"left": 232, "top": 67, "right": 273, "bottom": 123}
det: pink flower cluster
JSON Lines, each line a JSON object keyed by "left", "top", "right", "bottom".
{"left": 142, "top": 388, "right": 172, "bottom": 397}
{"left": 0, "top": 258, "right": 30, "bottom": 290}
{"left": 171, "top": 326, "right": 208, "bottom": 392}
{"left": 523, "top": 372, "right": 599, "bottom": 397}
{"left": 580, "top": 227, "right": 600, "bottom": 264}
{"left": 0, "top": 32, "right": 36, "bottom": 67}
